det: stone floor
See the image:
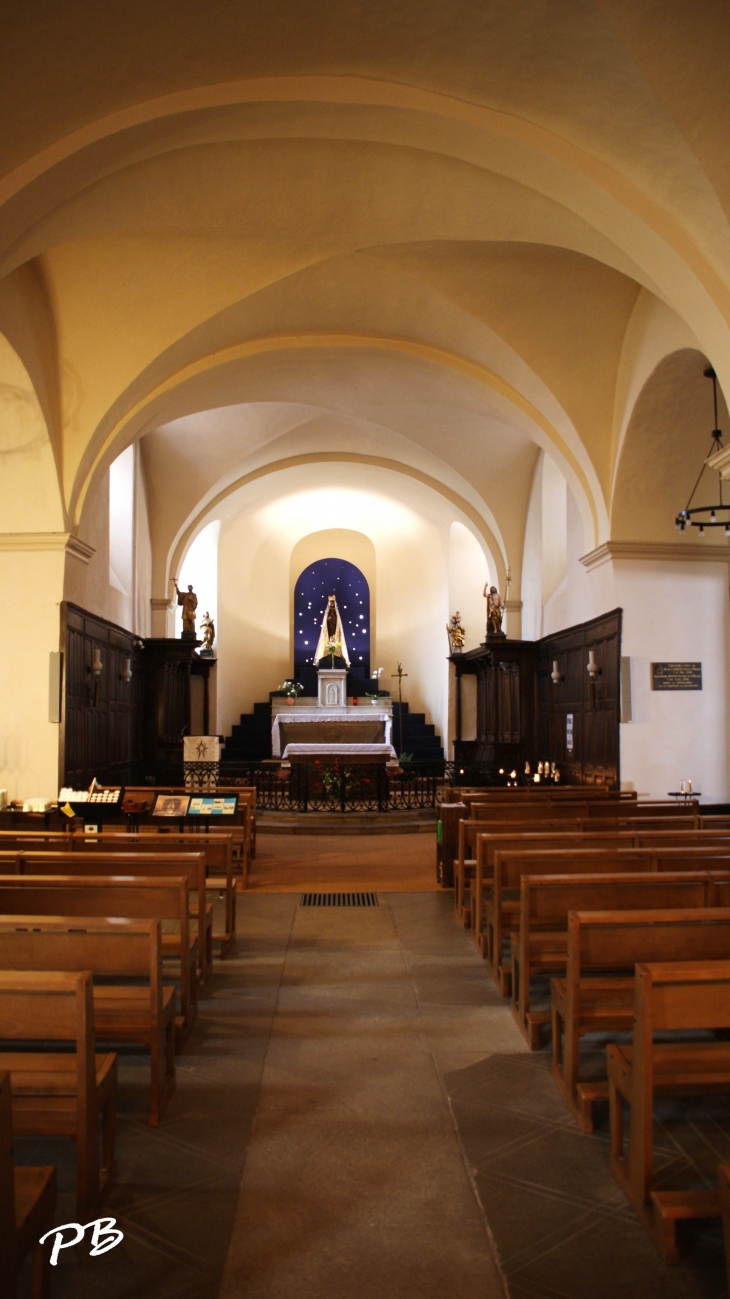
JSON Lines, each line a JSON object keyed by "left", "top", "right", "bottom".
{"left": 13, "top": 883, "right": 730, "bottom": 1299}
{"left": 246, "top": 830, "right": 438, "bottom": 891}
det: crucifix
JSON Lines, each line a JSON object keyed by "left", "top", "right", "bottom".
{"left": 391, "top": 662, "right": 408, "bottom": 756}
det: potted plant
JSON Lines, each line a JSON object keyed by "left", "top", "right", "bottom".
{"left": 279, "top": 680, "right": 304, "bottom": 706}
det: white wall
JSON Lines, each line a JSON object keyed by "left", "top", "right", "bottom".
{"left": 448, "top": 521, "right": 490, "bottom": 650}
{"left": 617, "top": 561, "right": 730, "bottom": 801}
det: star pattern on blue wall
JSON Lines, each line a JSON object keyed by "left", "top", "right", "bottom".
{"left": 293, "top": 557, "right": 370, "bottom": 678}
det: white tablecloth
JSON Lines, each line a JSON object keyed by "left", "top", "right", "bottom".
{"left": 281, "top": 742, "right": 397, "bottom": 759}
{"left": 272, "top": 709, "right": 393, "bottom": 756}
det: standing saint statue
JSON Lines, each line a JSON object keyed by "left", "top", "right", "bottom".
{"left": 446, "top": 612, "right": 466, "bottom": 653}
{"left": 313, "top": 594, "right": 351, "bottom": 667}
{"left": 484, "top": 584, "right": 505, "bottom": 638}
{"left": 200, "top": 611, "right": 215, "bottom": 652}
{"left": 174, "top": 580, "right": 198, "bottom": 636}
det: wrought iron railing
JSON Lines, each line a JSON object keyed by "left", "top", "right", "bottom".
{"left": 220, "top": 760, "right": 443, "bottom": 811}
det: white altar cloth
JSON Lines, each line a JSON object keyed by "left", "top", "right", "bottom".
{"left": 271, "top": 709, "right": 393, "bottom": 757}
{"left": 281, "top": 742, "right": 397, "bottom": 759}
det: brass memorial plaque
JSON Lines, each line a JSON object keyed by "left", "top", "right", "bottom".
{"left": 651, "top": 662, "right": 702, "bottom": 691}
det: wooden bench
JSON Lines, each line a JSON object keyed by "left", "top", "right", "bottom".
{"left": 18, "top": 851, "right": 212, "bottom": 980}
{"left": 0, "top": 1068, "right": 56, "bottom": 1299}
{"left": 0, "top": 875, "right": 197, "bottom": 1047}
{"left": 608, "top": 960, "right": 730, "bottom": 1263}
{"left": 551, "top": 908, "right": 730, "bottom": 1131}
{"left": 510, "top": 871, "right": 713, "bottom": 1048}
{"left": 86, "top": 833, "right": 234, "bottom": 957}
{"left": 0, "top": 917, "right": 176, "bottom": 1127}
{"left": 454, "top": 814, "right": 584, "bottom": 922}
{"left": 469, "top": 829, "right": 706, "bottom": 952}
{"left": 0, "top": 970, "right": 116, "bottom": 1218}
{"left": 0, "top": 831, "right": 235, "bottom": 959}
{"left": 472, "top": 829, "right": 730, "bottom": 956}
{"left": 486, "top": 848, "right": 657, "bottom": 992}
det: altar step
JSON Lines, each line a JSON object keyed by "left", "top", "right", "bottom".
{"left": 223, "top": 702, "right": 272, "bottom": 762}
{"left": 391, "top": 703, "right": 444, "bottom": 761}
{"left": 221, "top": 699, "right": 444, "bottom": 765}
{"left": 257, "top": 809, "right": 438, "bottom": 835}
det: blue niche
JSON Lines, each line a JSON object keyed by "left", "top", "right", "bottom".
{"left": 293, "top": 557, "right": 371, "bottom": 694}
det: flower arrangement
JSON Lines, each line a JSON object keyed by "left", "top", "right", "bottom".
{"left": 324, "top": 638, "right": 341, "bottom": 667}
{"left": 279, "top": 679, "right": 304, "bottom": 698}
{"left": 366, "top": 666, "right": 384, "bottom": 699}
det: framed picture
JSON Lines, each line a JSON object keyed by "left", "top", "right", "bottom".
{"left": 121, "top": 791, "right": 156, "bottom": 815}
{"left": 188, "top": 795, "right": 238, "bottom": 816}
{"left": 153, "top": 793, "right": 190, "bottom": 818}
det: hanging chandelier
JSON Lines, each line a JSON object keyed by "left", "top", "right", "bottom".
{"left": 675, "top": 366, "right": 730, "bottom": 536}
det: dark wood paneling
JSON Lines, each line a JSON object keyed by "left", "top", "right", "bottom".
{"left": 60, "top": 602, "right": 142, "bottom": 789}
{"left": 452, "top": 609, "right": 621, "bottom": 787}
{"left": 537, "top": 608, "right": 622, "bottom": 788}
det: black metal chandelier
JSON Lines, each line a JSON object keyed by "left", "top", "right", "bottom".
{"left": 675, "top": 366, "right": 730, "bottom": 536}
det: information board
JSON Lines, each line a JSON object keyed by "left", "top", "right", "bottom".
{"left": 188, "top": 796, "right": 238, "bottom": 816}
{"left": 651, "top": 662, "right": 702, "bottom": 691}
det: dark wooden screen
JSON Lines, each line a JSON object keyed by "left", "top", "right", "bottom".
{"left": 60, "top": 602, "right": 142, "bottom": 789}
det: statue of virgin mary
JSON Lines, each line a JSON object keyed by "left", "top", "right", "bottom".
{"left": 313, "top": 594, "right": 351, "bottom": 667}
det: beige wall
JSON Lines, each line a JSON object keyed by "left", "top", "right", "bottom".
{"left": 212, "top": 462, "right": 491, "bottom": 749}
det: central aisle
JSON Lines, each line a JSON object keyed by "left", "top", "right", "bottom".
{"left": 220, "top": 892, "right": 517, "bottom": 1298}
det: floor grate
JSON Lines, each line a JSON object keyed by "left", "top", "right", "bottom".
{"left": 300, "top": 892, "right": 379, "bottom": 907}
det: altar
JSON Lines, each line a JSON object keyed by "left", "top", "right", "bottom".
{"left": 271, "top": 707, "right": 395, "bottom": 760}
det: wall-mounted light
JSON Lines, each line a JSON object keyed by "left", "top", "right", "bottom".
{"left": 551, "top": 659, "right": 563, "bottom": 686}
{"left": 587, "top": 648, "right": 601, "bottom": 682}
{"left": 91, "top": 646, "right": 103, "bottom": 679}
{"left": 120, "top": 657, "right": 132, "bottom": 685}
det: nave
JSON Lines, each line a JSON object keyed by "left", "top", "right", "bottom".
{"left": 11, "top": 828, "right": 728, "bottom": 1299}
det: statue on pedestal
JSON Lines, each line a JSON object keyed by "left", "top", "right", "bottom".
{"left": 313, "top": 594, "right": 350, "bottom": 667}
{"left": 200, "top": 611, "right": 215, "bottom": 654}
{"left": 446, "top": 612, "right": 466, "bottom": 653}
{"left": 174, "top": 580, "right": 198, "bottom": 636}
{"left": 484, "top": 584, "right": 506, "bottom": 639}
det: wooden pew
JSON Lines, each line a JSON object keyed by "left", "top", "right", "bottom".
{"left": 89, "top": 832, "right": 234, "bottom": 956}
{"left": 17, "top": 851, "right": 212, "bottom": 980}
{"left": 510, "top": 871, "right": 714, "bottom": 1048}
{"left": 0, "top": 970, "right": 116, "bottom": 1217}
{"left": 472, "top": 829, "right": 730, "bottom": 954}
{"left": 0, "top": 1069, "right": 56, "bottom": 1299}
{"left": 608, "top": 960, "right": 730, "bottom": 1263}
{"left": 0, "top": 875, "right": 197, "bottom": 1047}
{"left": 120, "top": 784, "right": 254, "bottom": 881}
{"left": 0, "top": 918, "right": 175, "bottom": 1126}
{"left": 551, "top": 908, "right": 730, "bottom": 1131}
{"left": 0, "top": 831, "right": 235, "bottom": 959}
{"left": 454, "top": 813, "right": 585, "bottom": 921}
{"left": 486, "top": 848, "right": 656, "bottom": 992}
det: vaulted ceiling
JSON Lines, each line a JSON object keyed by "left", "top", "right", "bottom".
{"left": 1, "top": 0, "right": 729, "bottom": 596}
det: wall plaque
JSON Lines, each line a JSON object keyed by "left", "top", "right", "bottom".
{"left": 651, "top": 662, "right": 702, "bottom": 691}
{"left": 566, "top": 713, "right": 574, "bottom": 753}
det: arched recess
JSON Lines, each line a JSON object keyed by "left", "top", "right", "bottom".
{"left": 0, "top": 330, "right": 63, "bottom": 533}
{"left": 290, "top": 530, "right": 376, "bottom": 686}
{"left": 293, "top": 555, "right": 371, "bottom": 685}
{"left": 612, "top": 349, "right": 730, "bottom": 544}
